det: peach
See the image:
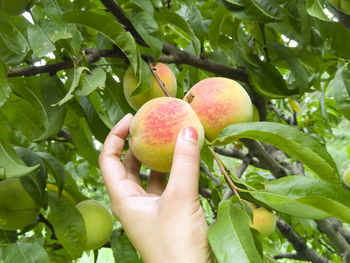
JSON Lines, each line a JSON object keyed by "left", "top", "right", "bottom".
{"left": 343, "top": 168, "right": 350, "bottom": 187}
{"left": 129, "top": 97, "right": 204, "bottom": 172}
{"left": 123, "top": 63, "right": 177, "bottom": 110}
{"left": 183, "top": 77, "right": 253, "bottom": 141}
{"left": 250, "top": 207, "right": 276, "bottom": 237}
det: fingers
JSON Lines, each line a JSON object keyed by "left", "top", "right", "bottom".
{"left": 147, "top": 171, "right": 167, "bottom": 195}
{"left": 124, "top": 150, "right": 142, "bottom": 186}
{"left": 99, "top": 114, "right": 133, "bottom": 194}
{"left": 163, "top": 126, "right": 200, "bottom": 201}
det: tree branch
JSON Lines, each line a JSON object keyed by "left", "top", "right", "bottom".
{"left": 214, "top": 147, "right": 265, "bottom": 169}
{"left": 273, "top": 253, "right": 304, "bottom": 260}
{"left": 276, "top": 219, "right": 332, "bottom": 263}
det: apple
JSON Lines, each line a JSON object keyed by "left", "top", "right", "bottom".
{"left": 250, "top": 207, "right": 276, "bottom": 237}
{"left": 183, "top": 77, "right": 253, "bottom": 141}
{"left": 123, "top": 63, "right": 177, "bottom": 110}
{"left": 0, "top": 0, "right": 33, "bottom": 16}
{"left": 129, "top": 97, "right": 205, "bottom": 172}
{"left": 0, "top": 178, "right": 40, "bottom": 230}
{"left": 76, "top": 200, "right": 113, "bottom": 250}
{"left": 343, "top": 167, "right": 350, "bottom": 187}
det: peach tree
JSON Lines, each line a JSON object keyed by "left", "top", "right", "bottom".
{"left": 1, "top": 0, "right": 350, "bottom": 262}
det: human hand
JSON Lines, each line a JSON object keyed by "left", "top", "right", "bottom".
{"left": 99, "top": 114, "right": 214, "bottom": 263}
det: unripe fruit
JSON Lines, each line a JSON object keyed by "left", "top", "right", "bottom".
{"left": 250, "top": 207, "right": 276, "bottom": 237}
{"left": 184, "top": 77, "right": 253, "bottom": 141}
{"left": 0, "top": 178, "right": 40, "bottom": 230}
{"left": 251, "top": 104, "right": 260, "bottom": 122}
{"left": 76, "top": 200, "right": 113, "bottom": 250}
{"left": 0, "top": 0, "right": 33, "bottom": 16}
{"left": 129, "top": 97, "right": 205, "bottom": 172}
{"left": 343, "top": 167, "right": 350, "bottom": 187}
{"left": 123, "top": 63, "right": 177, "bottom": 110}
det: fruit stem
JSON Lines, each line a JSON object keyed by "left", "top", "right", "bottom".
{"left": 209, "top": 147, "right": 241, "bottom": 202}
{"left": 147, "top": 62, "right": 171, "bottom": 97}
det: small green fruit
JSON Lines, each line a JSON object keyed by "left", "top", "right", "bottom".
{"left": 0, "top": 178, "right": 40, "bottom": 230}
{"left": 343, "top": 167, "right": 350, "bottom": 187}
{"left": 76, "top": 200, "right": 113, "bottom": 250}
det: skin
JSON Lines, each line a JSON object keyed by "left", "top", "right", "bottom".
{"left": 129, "top": 97, "right": 204, "bottom": 173}
{"left": 76, "top": 200, "right": 113, "bottom": 250}
{"left": 250, "top": 207, "right": 276, "bottom": 237}
{"left": 99, "top": 114, "right": 214, "bottom": 263}
{"left": 184, "top": 77, "right": 253, "bottom": 141}
{"left": 0, "top": 178, "right": 40, "bottom": 230}
{"left": 343, "top": 167, "right": 350, "bottom": 187}
{"left": 123, "top": 63, "right": 177, "bottom": 110}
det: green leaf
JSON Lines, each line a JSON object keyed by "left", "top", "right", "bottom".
{"left": 0, "top": 140, "right": 39, "bottom": 179}
{"left": 36, "top": 152, "right": 66, "bottom": 195}
{"left": 306, "top": 0, "right": 329, "bottom": 21}
{"left": 75, "top": 67, "right": 106, "bottom": 96}
{"left": 130, "top": 59, "right": 153, "bottom": 97}
{"left": 250, "top": 0, "right": 286, "bottom": 21}
{"left": 111, "top": 230, "right": 142, "bottom": 263}
{"left": 250, "top": 176, "right": 350, "bottom": 223}
{"left": 213, "top": 122, "right": 339, "bottom": 182}
{"left": 130, "top": 11, "right": 162, "bottom": 58}
{"left": 331, "top": 67, "right": 350, "bottom": 120}
{"left": 0, "top": 59, "right": 11, "bottom": 108}
{"left": 269, "top": 43, "right": 309, "bottom": 93}
{"left": 27, "top": 24, "right": 56, "bottom": 58}
{"left": 47, "top": 191, "right": 85, "bottom": 259}
{"left": 208, "top": 200, "right": 263, "bottom": 263}
{"left": 0, "top": 230, "right": 17, "bottom": 244}
{"left": 63, "top": 10, "right": 139, "bottom": 72}
{"left": 65, "top": 108, "right": 99, "bottom": 167}
{"left": 4, "top": 241, "right": 50, "bottom": 263}
{"left": 0, "top": 14, "right": 30, "bottom": 65}
{"left": 208, "top": 6, "right": 231, "bottom": 48}
{"left": 10, "top": 75, "right": 67, "bottom": 141}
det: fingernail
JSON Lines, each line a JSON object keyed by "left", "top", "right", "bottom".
{"left": 181, "top": 126, "right": 198, "bottom": 143}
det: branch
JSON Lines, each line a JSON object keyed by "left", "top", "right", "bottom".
{"left": 268, "top": 103, "right": 293, "bottom": 125}
{"left": 276, "top": 219, "right": 332, "bottom": 263}
{"left": 147, "top": 62, "right": 171, "bottom": 97}
{"left": 214, "top": 147, "right": 265, "bottom": 169}
{"left": 39, "top": 214, "right": 57, "bottom": 240}
{"left": 273, "top": 253, "right": 304, "bottom": 260}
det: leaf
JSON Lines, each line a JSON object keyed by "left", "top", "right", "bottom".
{"left": 0, "top": 59, "right": 11, "bottom": 108}
{"left": 130, "top": 59, "right": 153, "bottom": 97}
{"left": 331, "top": 67, "right": 350, "bottom": 120}
{"left": 63, "top": 10, "right": 139, "bottom": 72}
{"left": 213, "top": 122, "right": 339, "bottom": 182}
{"left": 111, "top": 230, "right": 142, "bottom": 263}
{"left": 65, "top": 108, "right": 99, "bottom": 167}
{"left": 0, "top": 140, "right": 39, "bottom": 179}
{"left": 27, "top": 24, "right": 56, "bottom": 58}
{"left": 75, "top": 67, "right": 106, "bottom": 96}
{"left": 249, "top": 176, "right": 350, "bottom": 223}
{"left": 208, "top": 200, "right": 263, "bottom": 263}
{"left": 0, "top": 14, "right": 30, "bottom": 65}
{"left": 36, "top": 152, "right": 66, "bottom": 195}
{"left": 47, "top": 191, "right": 85, "bottom": 259}
{"left": 4, "top": 241, "right": 50, "bottom": 263}
{"left": 250, "top": 0, "right": 286, "bottom": 21}
{"left": 0, "top": 230, "right": 17, "bottom": 244}
{"left": 269, "top": 43, "right": 309, "bottom": 93}
{"left": 208, "top": 6, "right": 231, "bottom": 48}
{"left": 130, "top": 11, "right": 162, "bottom": 58}
{"left": 306, "top": 0, "right": 329, "bottom": 21}
{"left": 10, "top": 76, "right": 67, "bottom": 141}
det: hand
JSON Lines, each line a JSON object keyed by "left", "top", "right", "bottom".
{"left": 99, "top": 114, "right": 214, "bottom": 263}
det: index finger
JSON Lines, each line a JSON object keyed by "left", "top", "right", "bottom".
{"left": 99, "top": 113, "right": 133, "bottom": 192}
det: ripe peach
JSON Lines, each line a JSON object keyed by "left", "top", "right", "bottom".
{"left": 123, "top": 63, "right": 177, "bottom": 110}
{"left": 250, "top": 207, "right": 276, "bottom": 237}
{"left": 343, "top": 168, "right": 350, "bottom": 187}
{"left": 129, "top": 97, "right": 204, "bottom": 172}
{"left": 183, "top": 77, "right": 253, "bottom": 141}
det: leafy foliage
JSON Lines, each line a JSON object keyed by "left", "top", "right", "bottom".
{"left": 1, "top": 0, "right": 350, "bottom": 262}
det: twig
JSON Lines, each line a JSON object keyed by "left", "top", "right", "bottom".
{"left": 208, "top": 147, "right": 240, "bottom": 201}
{"left": 259, "top": 23, "right": 270, "bottom": 62}
{"left": 214, "top": 147, "right": 264, "bottom": 169}
{"left": 273, "top": 253, "right": 304, "bottom": 260}
{"left": 311, "top": 234, "right": 337, "bottom": 255}
{"left": 147, "top": 62, "right": 171, "bottom": 97}
{"left": 268, "top": 103, "right": 292, "bottom": 124}
{"left": 39, "top": 214, "right": 57, "bottom": 240}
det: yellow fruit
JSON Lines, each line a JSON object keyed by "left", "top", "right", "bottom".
{"left": 0, "top": 178, "right": 40, "bottom": 230}
{"left": 76, "top": 200, "right": 113, "bottom": 250}
{"left": 184, "top": 77, "right": 253, "bottom": 141}
{"left": 123, "top": 63, "right": 177, "bottom": 110}
{"left": 129, "top": 97, "right": 205, "bottom": 172}
{"left": 343, "top": 167, "right": 350, "bottom": 187}
{"left": 250, "top": 207, "right": 276, "bottom": 237}
{"left": 0, "top": 0, "right": 33, "bottom": 16}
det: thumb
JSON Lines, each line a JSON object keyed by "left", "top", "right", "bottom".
{"left": 163, "top": 126, "right": 201, "bottom": 201}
